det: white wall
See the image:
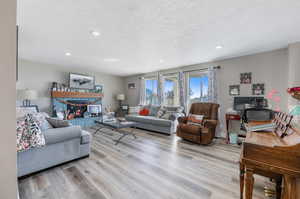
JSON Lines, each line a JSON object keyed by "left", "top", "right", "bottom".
{"left": 0, "top": 0, "right": 17, "bottom": 198}
{"left": 17, "top": 59, "right": 125, "bottom": 113}
{"left": 124, "top": 49, "right": 289, "bottom": 137}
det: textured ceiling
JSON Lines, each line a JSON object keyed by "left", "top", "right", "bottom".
{"left": 18, "top": 0, "right": 300, "bottom": 76}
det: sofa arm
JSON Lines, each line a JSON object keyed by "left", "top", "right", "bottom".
{"left": 177, "top": 116, "right": 188, "bottom": 124}
{"left": 43, "top": 125, "right": 82, "bottom": 145}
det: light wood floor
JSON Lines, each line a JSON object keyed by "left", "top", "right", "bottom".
{"left": 19, "top": 128, "right": 273, "bottom": 199}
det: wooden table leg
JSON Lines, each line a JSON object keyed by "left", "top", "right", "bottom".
{"left": 245, "top": 168, "right": 254, "bottom": 199}
{"left": 283, "top": 175, "right": 296, "bottom": 199}
{"left": 240, "top": 162, "right": 245, "bottom": 199}
{"left": 275, "top": 177, "right": 282, "bottom": 199}
{"left": 226, "top": 116, "right": 230, "bottom": 144}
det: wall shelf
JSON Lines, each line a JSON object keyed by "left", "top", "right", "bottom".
{"left": 51, "top": 91, "right": 103, "bottom": 98}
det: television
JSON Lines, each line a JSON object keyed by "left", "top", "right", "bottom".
{"left": 87, "top": 105, "right": 102, "bottom": 117}
{"left": 233, "top": 97, "right": 266, "bottom": 111}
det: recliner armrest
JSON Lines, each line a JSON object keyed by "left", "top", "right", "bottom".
{"left": 203, "top": 119, "right": 218, "bottom": 128}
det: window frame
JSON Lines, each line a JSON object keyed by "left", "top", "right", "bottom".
{"left": 144, "top": 76, "right": 159, "bottom": 105}
{"left": 186, "top": 71, "right": 209, "bottom": 108}
{"left": 161, "top": 73, "right": 180, "bottom": 106}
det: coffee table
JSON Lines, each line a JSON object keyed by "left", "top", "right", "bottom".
{"left": 94, "top": 120, "right": 137, "bottom": 145}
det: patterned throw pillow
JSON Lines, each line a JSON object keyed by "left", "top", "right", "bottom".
{"left": 187, "top": 114, "right": 204, "bottom": 126}
{"left": 156, "top": 108, "right": 166, "bottom": 118}
{"left": 161, "top": 112, "right": 172, "bottom": 120}
{"left": 17, "top": 114, "right": 46, "bottom": 152}
{"left": 32, "top": 112, "right": 53, "bottom": 131}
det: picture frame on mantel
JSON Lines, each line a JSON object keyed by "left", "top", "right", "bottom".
{"left": 94, "top": 84, "right": 103, "bottom": 93}
{"left": 69, "top": 73, "right": 95, "bottom": 90}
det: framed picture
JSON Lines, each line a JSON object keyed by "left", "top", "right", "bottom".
{"left": 94, "top": 84, "right": 103, "bottom": 93}
{"left": 128, "top": 83, "right": 136, "bottom": 89}
{"left": 252, "top": 83, "right": 265, "bottom": 95}
{"left": 229, "top": 85, "right": 240, "bottom": 96}
{"left": 240, "top": 72, "right": 252, "bottom": 84}
{"left": 69, "top": 73, "right": 95, "bottom": 90}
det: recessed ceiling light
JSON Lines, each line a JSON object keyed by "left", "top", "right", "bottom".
{"left": 216, "top": 45, "right": 223, "bottom": 49}
{"left": 65, "top": 52, "right": 71, "bottom": 56}
{"left": 160, "top": 59, "right": 164, "bottom": 63}
{"left": 90, "top": 30, "right": 100, "bottom": 37}
{"left": 103, "top": 58, "right": 119, "bottom": 62}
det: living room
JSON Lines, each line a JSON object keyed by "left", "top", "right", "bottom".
{"left": 1, "top": 0, "right": 300, "bottom": 199}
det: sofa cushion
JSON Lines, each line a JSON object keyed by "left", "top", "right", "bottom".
{"left": 43, "top": 126, "right": 82, "bottom": 145}
{"left": 81, "top": 130, "right": 91, "bottom": 144}
{"left": 164, "top": 106, "right": 184, "bottom": 113}
{"left": 126, "top": 115, "right": 172, "bottom": 127}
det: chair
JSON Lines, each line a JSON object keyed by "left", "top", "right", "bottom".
{"left": 176, "top": 103, "right": 220, "bottom": 145}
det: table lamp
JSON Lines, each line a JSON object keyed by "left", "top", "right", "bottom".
{"left": 116, "top": 94, "right": 125, "bottom": 106}
{"left": 17, "top": 89, "right": 38, "bottom": 106}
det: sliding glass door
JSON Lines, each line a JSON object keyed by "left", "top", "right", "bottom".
{"left": 187, "top": 71, "right": 209, "bottom": 109}
{"left": 162, "top": 74, "right": 179, "bottom": 106}
{"left": 145, "top": 77, "right": 159, "bottom": 105}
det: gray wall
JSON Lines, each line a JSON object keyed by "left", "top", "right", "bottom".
{"left": 288, "top": 42, "right": 300, "bottom": 128}
{"left": 124, "top": 49, "right": 289, "bottom": 137}
{"left": 0, "top": 0, "right": 17, "bottom": 198}
{"left": 17, "top": 59, "right": 126, "bottom": 114}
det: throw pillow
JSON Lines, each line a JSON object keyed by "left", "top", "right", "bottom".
{"left": 17, "top": 114, "right": 46, "bottom": 152}
{"left": 139, "top": 108, "right": 149, "bottom": 116}
{"left": 46, "top": 117, "right": 71, "bottom": 128}
{"left": 156, "top": 108, "right": 166, "bottom": 118}
{"left": 161, "top": 112, "right": 172, "bottom": 120}
{"left": 187, "top": 114, "right": 204, "bottom": 126}
{"left": 32, "top": 112, "right": 53, "bottom": 131}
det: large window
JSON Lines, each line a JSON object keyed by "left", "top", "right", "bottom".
{"left": 187, "top": 72, "right": 209, "bottom": 107}
{"left": 145, "top": 77, "right": 159, "bottom": 105}
{"left": 162, "top": 74, "right": 179, "bottom": 106}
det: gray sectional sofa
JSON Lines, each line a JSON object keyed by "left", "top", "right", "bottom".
{"left": 125, "top": 105, "right": 185, "bottom": 135}
{"left": 17, "top": 107, "right": 91, "bottom": 177}
{"left": 18, "top": 126, "right": 91, "bottom": 177}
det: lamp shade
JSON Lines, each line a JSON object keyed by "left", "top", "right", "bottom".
{"left": 116, "top": 94, "right": 125, "bottom": 101}
{"left": 17, "top": 89, "right": 38, "bottom": 100}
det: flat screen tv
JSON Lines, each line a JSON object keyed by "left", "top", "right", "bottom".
{"left": 69, "top": 73, "right": 95, "bottom": 90}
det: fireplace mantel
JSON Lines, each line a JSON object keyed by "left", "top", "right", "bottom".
{"left": 51, "top": 91, "right": 103, "bottom": 98}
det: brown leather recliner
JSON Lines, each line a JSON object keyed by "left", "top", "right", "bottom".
{"left": 176, "top": 103, "right": 220, "bottom": 145}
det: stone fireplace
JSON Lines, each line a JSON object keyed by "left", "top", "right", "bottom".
{"left": 51, "top": 91, "right": 103, "bottom": 127}
{"left": 66, "top": 100, "right": 89, "bottom": 119}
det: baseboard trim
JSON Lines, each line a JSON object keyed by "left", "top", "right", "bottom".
{"left": 18, "top": 155, "right": 90, "bottom": 179}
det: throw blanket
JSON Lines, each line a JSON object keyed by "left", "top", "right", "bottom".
{"left": 16, "top": 114, "right": 45, "bottom": 152}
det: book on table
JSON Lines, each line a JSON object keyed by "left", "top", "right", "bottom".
{"left": 245, "top": 123, "right": 276, "bottom": 132}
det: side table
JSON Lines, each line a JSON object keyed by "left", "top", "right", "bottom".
{"left": 225, "top": 113, "right": 241, "bottom": 144}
